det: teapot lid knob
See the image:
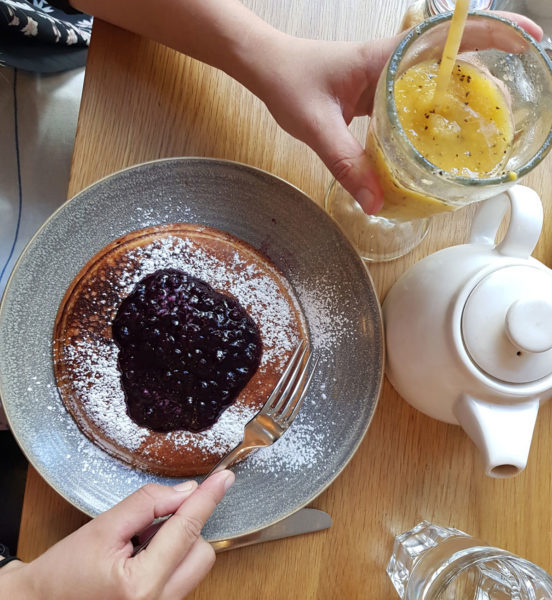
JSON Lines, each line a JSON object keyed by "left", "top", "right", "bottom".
{"left": 462, "top": 265, "right": 552, "bottom": 384}
{"left": 506, "top": 299, "right": 552, "bottom": 354}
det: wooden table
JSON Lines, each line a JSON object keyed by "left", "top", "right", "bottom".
{"left": 17, "top": 1, "right": 552, "bottom": 598}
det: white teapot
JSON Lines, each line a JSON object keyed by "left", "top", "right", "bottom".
{"left": 383, "top": 186, "right": 552, "bottom": 478}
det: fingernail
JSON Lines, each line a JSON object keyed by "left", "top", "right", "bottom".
{"left": 210, "top": 470, "right": 235, "bottom": 491}
{"left": 173, "top": 480, "right": 198, "bottom": 493}
{"left": 356, "top": 188, "right": 376, "bottom": 213}
{"left": 223, "top": 471, "right": 235, "bottom": 491}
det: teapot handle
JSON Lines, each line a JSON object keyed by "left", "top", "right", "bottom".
{"left": 469, "top": 185, "right": 543, "bottom": 259}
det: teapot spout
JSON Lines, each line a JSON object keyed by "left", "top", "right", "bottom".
{"left": 453, "top": 395, "right": 539, "bottom": 478}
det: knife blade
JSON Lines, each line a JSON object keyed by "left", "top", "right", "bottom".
{"left": 210, "top": 508, "right": 332, "bottom": 552}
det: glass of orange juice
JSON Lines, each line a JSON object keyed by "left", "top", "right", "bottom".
{"left": 325, "top": 12, "right": 552, "bottom": 262}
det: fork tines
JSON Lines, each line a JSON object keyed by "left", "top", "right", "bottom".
{"left": 260, "top": 340, "right": 317, "bottom": 424}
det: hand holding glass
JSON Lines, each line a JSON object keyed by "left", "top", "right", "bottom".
{"left": 325, "top": 13, "right": 552, "bottom": 262}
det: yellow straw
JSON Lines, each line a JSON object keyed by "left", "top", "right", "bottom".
{"left": 434, "top": 0, "right": 470, "bottom": 105}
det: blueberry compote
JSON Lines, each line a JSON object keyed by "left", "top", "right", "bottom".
{"left": 112, "top": 269, "right": 262, "bottom": 432}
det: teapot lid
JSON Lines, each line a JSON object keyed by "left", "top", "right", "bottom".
{"left": 462, "top": 265, "right": 552, "bottom": 384}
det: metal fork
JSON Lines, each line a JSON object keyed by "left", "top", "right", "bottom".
{"left": 131, "top": 340, "right": 317, "bottom": 556}
{"left": 207, "top": 339, "right": 317, "bottom": 476}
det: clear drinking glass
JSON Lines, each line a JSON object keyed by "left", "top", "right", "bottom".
{"left": 325, "top": 12, "right": 552, "bottom": 262}
{"left": 387, "top": 521, "right": 552, "bottom": 599}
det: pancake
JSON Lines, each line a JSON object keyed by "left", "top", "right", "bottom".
{"left": 53, "top": 223, "right": 306, "bottom": 476}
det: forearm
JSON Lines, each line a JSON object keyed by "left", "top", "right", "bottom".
{"left": 70, "top": 0, "right": 284, "bottom": 95}
{"left": 0, "top": 561, "right": 38, "bottom": 598}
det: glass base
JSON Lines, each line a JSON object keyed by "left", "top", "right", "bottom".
{"left": 324, "top": 179, "right": 430, "bottom": 263}
{"left": 387, "top": 522, "right": 470, "bottom": 599}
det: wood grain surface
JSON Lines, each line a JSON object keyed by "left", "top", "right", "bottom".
{"left": 17, "top": 1, "right": 552, "bottom": 599}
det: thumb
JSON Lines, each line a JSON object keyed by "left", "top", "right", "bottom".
{"left": 311, "top": 111, "right": 383, "bottom": 214}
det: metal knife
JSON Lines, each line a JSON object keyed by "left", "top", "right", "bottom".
{"left": 210, "top": 508, "right": 332, "bottom": 552}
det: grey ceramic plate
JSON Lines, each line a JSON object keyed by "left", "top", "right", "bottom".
{"left": 0, "top": 158, "right": 383, "bottom": 541}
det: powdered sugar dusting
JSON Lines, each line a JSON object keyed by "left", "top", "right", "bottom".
{"left": 294, "top": 276, "right": 353, "bottom": 353}
{"left": 248, "top": 419, "right": 327, "bottom": 472}
{"left": 166, "top": 401, "right": 257, "bottom": 454}
{"left": 63, "top": 336, "right": 148, "bottom": 451}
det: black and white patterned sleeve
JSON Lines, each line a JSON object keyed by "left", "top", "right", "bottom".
{"left": 0, "top": 1, "right": 92, "bottom": 48}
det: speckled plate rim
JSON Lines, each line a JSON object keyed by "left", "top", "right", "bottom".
{"left": 0, "top": 157, "right": 384, "bottom": 541}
